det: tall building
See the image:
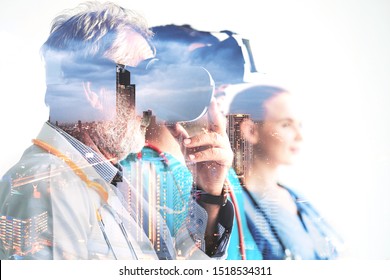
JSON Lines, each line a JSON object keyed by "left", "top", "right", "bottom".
{"left": 227, "top": 114, "right": 252, "bottom": 180}
{"left": 116, "top": 65, "right": 136, "bottom": 115}
{"left": 119, "top": 161, "right": 175, "bottom": 259}
{"left": 0, "top": 181, "right": 52, "bottom": 258}
{"left": 0, "top": 211, "right": 49, "bottom": 257}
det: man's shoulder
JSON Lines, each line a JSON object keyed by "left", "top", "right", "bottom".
{"left": 3, "top": 145, "right": 54, "bottom": 173}
{"left": 1, "top": 142, "right": 80, "bottom": 189}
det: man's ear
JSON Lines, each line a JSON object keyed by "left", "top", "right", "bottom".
{"left": 82, "top": 81, "right": 103, "bottom": 110}
{"left": 240, "top": 118, "right": 259, "bottom": 144}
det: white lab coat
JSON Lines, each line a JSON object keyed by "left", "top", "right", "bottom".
{"left": 0, "top": 123, "right": 212, "bottom": 260}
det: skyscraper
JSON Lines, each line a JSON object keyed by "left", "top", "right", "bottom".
{"left": 119, "top": 160, "right": 175, "bottom": 259}
{"left": 116, "top": 65, "right": 136, "bottom": 116}
{"left": 0, "top": 211, "right": 49, "bottom": 257}
{"left": 227, "top": 114, "right": 252, "bottom": 180}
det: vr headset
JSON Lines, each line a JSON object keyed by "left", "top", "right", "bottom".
{"left": 119, "top": 59, "right": 215, "bottom": 123}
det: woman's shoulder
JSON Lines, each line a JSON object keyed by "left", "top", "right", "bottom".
{"left": 278, "top": 184, "right": 306, "bottom": 201}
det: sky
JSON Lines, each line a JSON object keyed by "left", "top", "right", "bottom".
{"left": 0, "top": 0, "right": 390, "bottom": 259}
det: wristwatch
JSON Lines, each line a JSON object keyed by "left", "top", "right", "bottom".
{"left": 192, "top": 183, "right": 229, "bottom": 206}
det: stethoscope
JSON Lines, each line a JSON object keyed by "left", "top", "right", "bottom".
{"left": 241, "top": 184, "right": 296, "bottom": 260}
{"left": 32, "top": 138, "right": 140, "bottom": 260}
{"left": 241, "top": 180, "right": 344, "bottom": 260}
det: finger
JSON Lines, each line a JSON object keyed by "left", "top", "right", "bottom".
{"left": 166, "top": 123, "right": 190, "bottom": 141}
{"left": 183, "top": 131, "right": 225, "bottom": 149}
{"left": 207, "top": 98, "right": 227, "bottom": 134}
{"left": 187, "top": 147, "right": 233, "bottom": 166}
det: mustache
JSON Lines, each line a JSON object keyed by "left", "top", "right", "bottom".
{"left": 93, "top": 112, "right": 145, "bottom": 158}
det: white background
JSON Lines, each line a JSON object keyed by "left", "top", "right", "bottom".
{"left": 0, "top": 0, "right": 389, "bottom": 259}
{"left": 2, "top": 260, "right": 390, "bottom": 279}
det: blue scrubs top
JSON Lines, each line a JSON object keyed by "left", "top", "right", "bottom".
{"left": 243, "top": 185, "right": 343, "bottom": 260}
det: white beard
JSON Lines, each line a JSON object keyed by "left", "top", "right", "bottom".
{"left": 119, "top": 120, "right": 146, "bottom": 156}
{"left": 94, "top": 117, "right": 145, "bottom": 160}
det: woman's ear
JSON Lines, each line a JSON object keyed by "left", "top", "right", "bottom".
{"left": 240, "top": 118, "right": 259, "bottom": 144}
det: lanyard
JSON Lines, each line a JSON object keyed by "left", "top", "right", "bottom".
{"left": 32, "top": 138, "right": 139, "bottom": 259}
